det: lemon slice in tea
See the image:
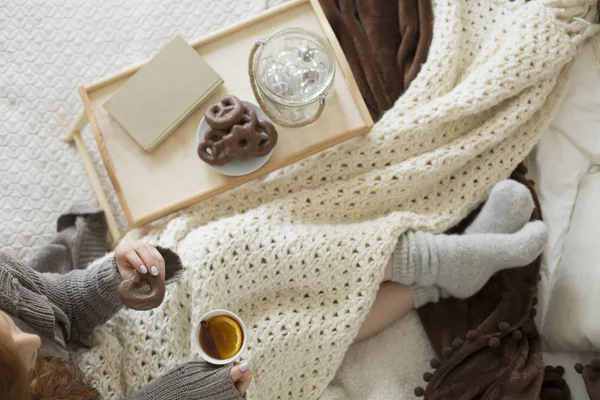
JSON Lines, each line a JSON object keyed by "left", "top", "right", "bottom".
{"left": 210, "top": 316, "right": 243, "bottom": 359}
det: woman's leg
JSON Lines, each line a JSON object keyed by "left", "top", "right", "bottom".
{"left": 355, "top": 281, "right": 414, "bottom": 342}
{"left": 355, "top": 180, "right": 543, "bottom": 342}
{"left": 383, "top": 258, "right": 393, "bottom": 281}
{"left": 356, "top": 261, "right": 439, "bottom": 341}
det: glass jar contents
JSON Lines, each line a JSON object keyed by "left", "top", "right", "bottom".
{"left": 260, "top": 37, "right": 331, "bottom": 103}
{"left": 252, "top": 27, "right": 335, "bottom": 127}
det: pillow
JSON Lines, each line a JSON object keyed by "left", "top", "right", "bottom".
{"left": 543, "top": 168, "right": 600, "bottom": 351}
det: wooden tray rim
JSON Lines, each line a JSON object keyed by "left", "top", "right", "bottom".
{"left": 79, "top": 0, "right": 373, "bottom": 227}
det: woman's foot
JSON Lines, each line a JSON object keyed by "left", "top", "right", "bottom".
{"left": 392, "top": 180, "right": 547, "bottom": 300}
{"left": 394, "top": 221, "right": 547, "bottom": 299}
{"left": 410, "top": 285, "right": 441, "bottom": 308}
{"left": 465, "top": 180, "right": 534, "bottom": 235}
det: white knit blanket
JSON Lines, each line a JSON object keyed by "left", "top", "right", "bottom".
{"left": 77, "top": 1, "right": 599, "bottom": 399}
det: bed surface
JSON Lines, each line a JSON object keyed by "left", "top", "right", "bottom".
{"left": 0, "top": 0, "right": 286, "bottom": 261}
{"left": 528, "top": 44, "right": 600, "bottom": 400}
{"left": 1, "top": 1, "right": 598, "bottom": 398}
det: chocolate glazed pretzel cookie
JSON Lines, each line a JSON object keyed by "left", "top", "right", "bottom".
{"left": 205, "top": 95, "right": 244, "bottom": 130}
{"left": 198, "top": 129, "right": 230, "bottom": 166}
{"left": 224, "top": 106, "right": 259, "bottom": 161}
{"left": 198, "top": 96, "right": 278, "bottom": 166}
{"left": 118, "top": 270, "right": 165, "bottom": 310}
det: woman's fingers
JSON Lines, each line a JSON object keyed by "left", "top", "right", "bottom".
{"left": 150, "top": 246, "right": 166, "bottom": 279}
{"left": 236, "top": 370, "right": 252, "bottom": 396}
{"left": 230, "top": 362, "right": 252, "bottom": 396}
{"left": 116, "top": 248, "right": 145, "bottom": 277}
{"left": 115, "top": 242, "right": 166, "bottom": 281}
{"left": 230, "top": 362, "right": 246, "bottom": 381}
{"left": 133, "top": 242, "right": 159, "bottom": 276}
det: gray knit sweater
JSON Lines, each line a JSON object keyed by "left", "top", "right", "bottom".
{"left": 0, "top": 249, "right": 241, "bottom": 400}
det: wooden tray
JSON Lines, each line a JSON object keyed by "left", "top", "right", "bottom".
{"left": 78, "top": 0, "right": 373, "bottom": 235}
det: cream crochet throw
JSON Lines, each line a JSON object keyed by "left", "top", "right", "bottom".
{"left": 77, "top": 1, "right": 599, "bottom": 398}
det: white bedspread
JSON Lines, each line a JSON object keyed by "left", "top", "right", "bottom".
{"left": 0, "top": 0, "right": 285, "bottom": 262}
{"left": 527, "top": 44, "right": 600, "bottom": 400}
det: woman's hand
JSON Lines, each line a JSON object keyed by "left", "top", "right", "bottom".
{"left": 230, "top": 361, "right": 252, "bottom": 397}
{"left": 114, "top": 241, "right": 165, "bottom": 280}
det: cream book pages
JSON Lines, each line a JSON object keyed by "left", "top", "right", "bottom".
{"left": 104, "top": 35, "right": 223, "bottom": 152}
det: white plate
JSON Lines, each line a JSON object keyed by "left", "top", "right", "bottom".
{"left": 196, "top": 101, "right": 275, "bottom": 177}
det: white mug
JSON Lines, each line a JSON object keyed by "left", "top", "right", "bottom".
{"left": 192, "top": 309, "right": 247, "bottom": 365}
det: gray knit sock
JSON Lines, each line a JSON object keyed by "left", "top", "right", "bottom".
{"left": 464, "top": 180, "right": 534, "bottom": 235}
{"left": 404, "top": 180, "right": 535, "bottom": 306}
{"left": 409, "top": 285, "right": 441, "bottom": 308}
{"left": 394, "top": 221, "right": 547, "bottom": 299}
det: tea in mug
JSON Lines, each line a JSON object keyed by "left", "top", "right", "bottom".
{"left": 199, "top": 315, "right": 244, "bottom": 360}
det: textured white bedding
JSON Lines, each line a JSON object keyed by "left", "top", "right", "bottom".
{"left": 528, "top": 44, "right": 600, "bottom": 400}
{"left": 0, "top": 1, "right": 598, "bottom": 398}
{"left": 0, "top": 0, "right": 285, "bottom": 262}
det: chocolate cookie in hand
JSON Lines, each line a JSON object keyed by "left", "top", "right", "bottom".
{"left": 118, "top": 270, "right": 166, "bottom": 310}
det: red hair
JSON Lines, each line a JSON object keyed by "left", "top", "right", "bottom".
{"left": 0, "top": 331, "right": 99, "bottom": 399}
{"left": 0, "top": 331, "right": 30, "bottom": 399}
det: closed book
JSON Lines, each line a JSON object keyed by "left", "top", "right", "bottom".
{"left": 104, "top": 35, "right": 223, "bottom": 152}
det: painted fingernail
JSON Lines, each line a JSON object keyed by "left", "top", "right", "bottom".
{"left": 239, "top": 361, "right": 249, "bottom": 372}
{"left": 140, "top": 265, "right": 148, "bottom": 274}
{"left": 150, "top": 266, "right": 159, "bottom": 276}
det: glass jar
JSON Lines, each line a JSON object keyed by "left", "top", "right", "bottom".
{"left": 249, "top": 27, "right": 335, "bottom": 128}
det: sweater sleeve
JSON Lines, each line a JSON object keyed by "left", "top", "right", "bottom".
{"left": 0, "top": 246, "right": 183, "bottom": 344}
{"left": 125, "top": 362, "right": 242, "bottom": 400}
